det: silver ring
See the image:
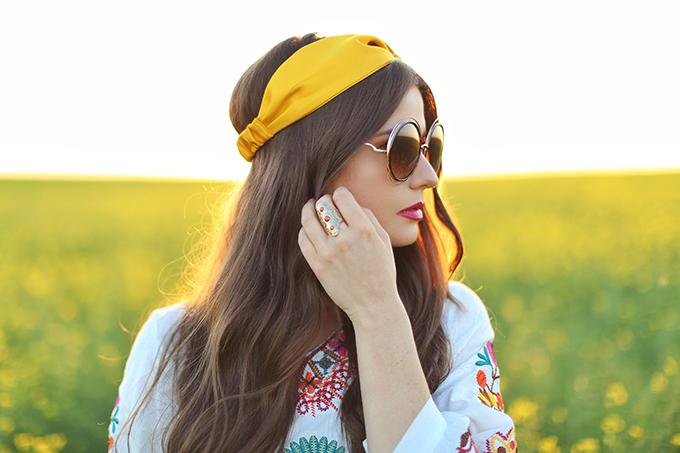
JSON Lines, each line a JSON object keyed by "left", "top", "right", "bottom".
{"left": 315, "top": 200, "right": 344, "bottom": 236}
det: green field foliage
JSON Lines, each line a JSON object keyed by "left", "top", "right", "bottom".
{"left": 0, "top": 173, "right": 679, "bottom": 452}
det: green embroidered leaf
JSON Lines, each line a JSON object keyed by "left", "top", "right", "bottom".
{"left": 110, "top": 407, "right": 119, "bottom": 434}
{"left": 285, "top": 436, "right": 346, "bottom": 453}
{"left": 476, "top": 346, "right": 492, "bottom": 367}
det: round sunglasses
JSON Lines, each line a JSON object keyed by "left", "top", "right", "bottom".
{"left": 365, "top": 118, "right": 444, "bottom": 183}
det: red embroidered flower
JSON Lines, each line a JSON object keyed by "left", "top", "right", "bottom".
{"left": 328, "top": 332, "right": 347, "bottom": 357}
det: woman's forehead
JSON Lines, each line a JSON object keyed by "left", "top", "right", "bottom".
{"left": 376, "top": 87, "right": 426, "bottom": 135}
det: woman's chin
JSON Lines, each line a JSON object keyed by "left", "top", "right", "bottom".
{"left": 388, "top": 226, "right": 420, "bottom": 248}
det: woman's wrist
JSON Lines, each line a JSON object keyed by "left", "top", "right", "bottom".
{"left": 347, "top": 292, "right": 410, "bottom": 333}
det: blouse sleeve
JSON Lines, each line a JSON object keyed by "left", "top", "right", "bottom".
{"left": 107, "top": 305, "right": 184, "bottom": 453}
{"left": 386, "top": 282, "right": 517, "bottom": 453}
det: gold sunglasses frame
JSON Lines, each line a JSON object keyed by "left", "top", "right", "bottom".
{"left": 364, "top": 117, "right": 444, "bottom": 184}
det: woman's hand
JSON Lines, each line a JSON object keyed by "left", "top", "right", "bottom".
{"left": 298, "top": 187, "right": 401, "bottom": 321}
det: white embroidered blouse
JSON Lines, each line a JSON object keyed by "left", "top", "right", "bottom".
{"left": 108, "top": 282, "right": 517, "bottom": 452}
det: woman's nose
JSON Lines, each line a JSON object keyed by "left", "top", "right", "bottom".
{"left": 409, "top": 153, "right": 439, "bottom": 189}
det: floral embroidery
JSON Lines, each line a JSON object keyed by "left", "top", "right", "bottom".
{"left": 284, "top": 435, "right": 346, "bottom": 453}
{"left": 484, "top": 427, "right": 517, "bottom": 453}
{"left": 475, "top": 342, "right": 504, "bottom": 412}
{"left": 108, "top": 396, "right": 120, "bottom": 451}
{"left": 457, "top": 429, "right": 478, "bottom": 452}
{"left": 297, "top": 332, "right": 350, "bottom": 417}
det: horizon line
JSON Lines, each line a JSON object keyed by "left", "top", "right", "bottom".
{"left": 1, "top": 167, "right": 679, "bottom": 183}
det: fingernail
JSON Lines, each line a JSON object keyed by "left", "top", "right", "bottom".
{"left": 315, "top": 199, "right": 343, "bottom": 237}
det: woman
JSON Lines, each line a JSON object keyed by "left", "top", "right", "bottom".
{"left": 108, "top": 33, "right": 516, "bottom": 453}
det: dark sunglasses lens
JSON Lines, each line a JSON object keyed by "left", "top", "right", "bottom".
{"left": 427, "top": 124, "right": 444, "bottom": 173}
{"left": 389, "top": 122, "right": 420, "bottom": 180}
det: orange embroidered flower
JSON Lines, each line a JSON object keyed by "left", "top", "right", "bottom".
{"left": 299, "top": 372, "right": 322, "bottom": 394}
{"left": 476, "top": 370, "right": 487, "bottom": 388}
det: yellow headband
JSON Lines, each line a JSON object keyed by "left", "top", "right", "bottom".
{"left": 237, "top": 34, "right": 400, "bottom": 162}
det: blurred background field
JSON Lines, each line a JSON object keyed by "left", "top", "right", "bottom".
{"left": 0, "top": 173, "right": 679, "bottom": 452}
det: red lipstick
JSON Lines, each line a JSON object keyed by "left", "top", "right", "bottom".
{"left": 398, "top": 202, "right": 424, "bottom": 221}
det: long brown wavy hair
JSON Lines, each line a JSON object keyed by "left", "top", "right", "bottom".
{"left": 119, "top": 33, "right": 464, "bottom": 453}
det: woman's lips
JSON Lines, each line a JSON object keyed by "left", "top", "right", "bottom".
{"left": 398, "top": 202, "right": 424, "bottom": 221}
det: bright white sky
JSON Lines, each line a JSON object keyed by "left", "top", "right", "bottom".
{"left": 1, "top": 0, "right": 678, "bottom": 180}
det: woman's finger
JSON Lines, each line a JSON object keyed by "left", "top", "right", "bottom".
{"left": 297, "top": 226, "right": 318, "bottom": 262}
{"left": 331, "top": 187, "right": 372, "bottom": 231}
{"left": 300, "top": 198, "right": 331, "bottom": 246}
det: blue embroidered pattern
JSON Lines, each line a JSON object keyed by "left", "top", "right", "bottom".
{"left": 284, "top": 435, "right": 346, "bottom": 453}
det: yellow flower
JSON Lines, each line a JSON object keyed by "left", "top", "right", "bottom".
{"left": 601, "top": 414, "right": 625, "bottom": 434}
{"left": 628, "top": 425, "right": 644, "bottom": 438}
{"left": 538, "top": 436, "right": 560, "bottom": 453}
{"left": 604, "top": 382, "right": 628, "bottom": 407}
{"left": 33, "top": 437, "right": 51, "bottom": 453}
{"left": 0, "top": 416, "right": 15, "bottom": 433}
{"left": 671, "top": 433, "right": 680, "bottom": 446}
{"left": 507, "top": 398, "right": 539, "bottom": 425}
{"left": 14, "top": 433, "right": 34, "bottom": 450}
{"left": 570, "top": 438, "right": 599, "bottom": 453}
{"left": 0, "top": 393, "right": 14, "bottom": 408}
{"left": 45, "top": 434, "right": 67, "bottom": 449}
{"left": 650, "top": 372, "right": 669, "bottom": 393}
{"left": 664, "top": 357, "right": 678, "bottom": 376}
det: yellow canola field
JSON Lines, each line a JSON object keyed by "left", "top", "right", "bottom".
{"left": 0, "top": 173, "right": 678, "bottom": 452}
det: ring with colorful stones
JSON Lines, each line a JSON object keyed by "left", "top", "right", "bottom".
{"left": 315, "top": 199, "right": 344, "bottom": 237}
